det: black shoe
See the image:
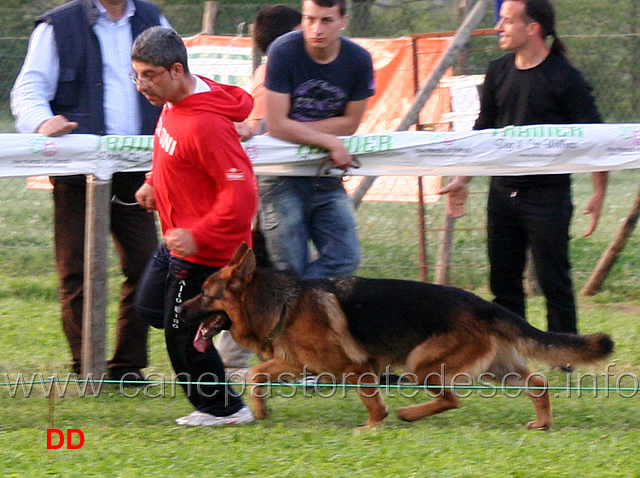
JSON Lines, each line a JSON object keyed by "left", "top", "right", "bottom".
{"left": 108, "top": 368, "right": 146, "bottom": 387}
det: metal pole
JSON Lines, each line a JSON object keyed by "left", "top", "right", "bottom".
{"left": 81, "top": 175, "right": 111, "bottom": 378}
{"left": 417, "top": 177, "right": 428, "bottom": 281}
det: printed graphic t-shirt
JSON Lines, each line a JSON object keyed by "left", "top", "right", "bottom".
{"left": 264, "top": 30, "right": 375, "bottom": 121}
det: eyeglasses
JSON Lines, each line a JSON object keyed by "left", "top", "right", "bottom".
{"left": 129, "top": 66, "right": 171, "bottom": 86}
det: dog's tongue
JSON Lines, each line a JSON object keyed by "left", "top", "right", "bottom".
{"left": 193, "top": 323, "right": 212, "bottom": 353}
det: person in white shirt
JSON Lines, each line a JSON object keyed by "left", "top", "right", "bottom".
{"left": 11, "top": 0, "right": 170, "bottom": 384}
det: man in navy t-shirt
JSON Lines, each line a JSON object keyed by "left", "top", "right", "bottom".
{"left": 260, "top": 0, "right": 375, "bottom": 281}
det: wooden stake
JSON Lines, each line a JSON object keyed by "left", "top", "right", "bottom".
{"left": 581, "top": 186, "right": 640, "bottom": 295}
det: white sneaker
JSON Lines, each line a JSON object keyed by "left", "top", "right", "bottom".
{"left": 175, "top": 406, "right": 255, "bottom": 426}
{"left": 299, "top": 375, "right": 319, "bottom": 386}
{"left": 175, "top": 410, "right": 205, "bottom": 425}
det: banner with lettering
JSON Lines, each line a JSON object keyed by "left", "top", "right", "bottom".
{"left": 1, "top": 125, "right": 639, "bottom": 180}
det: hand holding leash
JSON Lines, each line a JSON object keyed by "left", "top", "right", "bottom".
{"left": 315, "top": 155, "right": 361, "bottom": 191}
{"left": 135, "top": 183, "right": 157, "bottom": 212}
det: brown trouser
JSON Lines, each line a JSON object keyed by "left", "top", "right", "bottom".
{"left": 52, "top": 173, "right": 158, "bottom": 374}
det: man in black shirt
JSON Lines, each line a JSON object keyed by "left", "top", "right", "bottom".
{"left": 440, "top": 0, "right": 608, "bottom": 335}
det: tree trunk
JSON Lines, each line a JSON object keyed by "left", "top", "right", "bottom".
{"left": 434, "top": 215, "right": 455, "bottom": 284}
{"left": 201, "top": 1, "right": 219, "bottom": 35}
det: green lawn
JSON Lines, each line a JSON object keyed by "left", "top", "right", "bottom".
{"left": 0, "top": 171, "right": 639, "bottom": 476}
{"left": 0, "top": 296, "right": 639, "bottom": 477}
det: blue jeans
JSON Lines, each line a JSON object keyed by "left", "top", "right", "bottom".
{"left": 258, "top": 176, "right": 360, "bottom": 279}
{"left": 487, "top": 180, "right": 576, "bottom": 333}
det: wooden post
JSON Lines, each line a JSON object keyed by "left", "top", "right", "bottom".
{"left": 81, "top": 175, "right": 111, "bottom": 379}
{"left": 201, "top": 1, "right": 219, "bottom": 35}
{"left": 581, "top": 186, "right": 640, "bottom": 296}
{"left": 434, "top": 1, "right": 473, "bottom": 286}
{"left": 397, "top": 0, "right": 490, "bottom": 136}
{"left": 434, "top": 215, "right": 455, "bottom": 285}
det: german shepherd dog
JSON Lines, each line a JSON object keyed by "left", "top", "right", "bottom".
{"left": 182, "top": 243, "right": 613, "bottom": 429}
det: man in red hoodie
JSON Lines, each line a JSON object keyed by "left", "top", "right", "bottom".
{"left": 131, "top": 26, "right": 257, "bottom": 426}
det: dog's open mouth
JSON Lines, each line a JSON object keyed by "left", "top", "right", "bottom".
{"left": 193, "top": 311, "right": 231, "bottom": 353}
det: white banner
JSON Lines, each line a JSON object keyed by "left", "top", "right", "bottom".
{"left": 1, "top": 124, "right": 640, "bottom": 180}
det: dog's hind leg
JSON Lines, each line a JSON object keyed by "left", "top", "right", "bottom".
{"left": 502, "top": 365, "right": 552, "bottom": 430}
{"left": 343, "top": 364, "right": 388, "bottom": 429}
{"left": 396, "top": 334, "right": 493, "bottom": 423}
{"left": 396, "top": 372, "right": 460, "bottom": 422}
{"left": 488, "top": 346, "right": 552, "bottom": 430}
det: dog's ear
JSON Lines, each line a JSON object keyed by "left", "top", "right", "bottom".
{"left": 227, "top": 242, "right": 250, "bottom": 267}
{"left": 228, "top": 246, "right": 256, "bottom": 292}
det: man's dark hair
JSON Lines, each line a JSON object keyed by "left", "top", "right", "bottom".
{"left": 517, "top": 0, "right": 567, "bottom": 55}
{"left": 254, "top": 5, "right": 302, "bottom": 55}
{"left": 131, "top": 26, "right": 190, "bottom": 73}
{"left": 308, "top": 0, "right": 346, "bottom": 17}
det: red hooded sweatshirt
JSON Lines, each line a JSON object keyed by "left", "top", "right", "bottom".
{"left": 148, "top": 76, "right": 257, "bottom": 267}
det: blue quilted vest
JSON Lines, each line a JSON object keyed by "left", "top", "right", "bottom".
{"left": 37, "top": 0, "right": 162, "bottom": 136}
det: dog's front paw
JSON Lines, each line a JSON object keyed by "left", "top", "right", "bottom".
{"left": 526, "top": 419, "right": 551, "bottom": 430}
{"left": 249, "top": 397, "right": 269, "bottom": 420}
{"left": 255, "top": 407, "right": 269, "bottom": 420}
{"left": 359, "top": 418, "right": 385, "bottom": 430}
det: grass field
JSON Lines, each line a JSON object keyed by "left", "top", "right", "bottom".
{"left": 0, "top": 171, "right": 639, "bottom": 477}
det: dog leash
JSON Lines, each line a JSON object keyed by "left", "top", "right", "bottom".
{"left": 110, "top": 195, "right": 139, "bottom": 206}
{"left": 314, "top": 155, "right": 361, "bottom": 191}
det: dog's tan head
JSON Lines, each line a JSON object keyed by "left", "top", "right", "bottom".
{"left": 182, "top": 242, "right": 256, "bottom": 352}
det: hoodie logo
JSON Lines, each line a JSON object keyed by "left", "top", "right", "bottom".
{"left": 157, "top": 124, "right": 177, "bottom": 156}
{"left": 226, "top": 168, "right": 245, "bottom": 181}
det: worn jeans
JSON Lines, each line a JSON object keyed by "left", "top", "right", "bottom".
{"left": 135, "top": 245, "right": 243, "bottom": 415}
{"left": 258, "top": 176, "right": 360, "bottom": 279}
{"left": 487, "top": 180, "right": 576, "bottom": 333}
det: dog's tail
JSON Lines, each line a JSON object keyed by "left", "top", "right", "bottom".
{"left": 489, "top": 305, "right": 614, "bottom": 366}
